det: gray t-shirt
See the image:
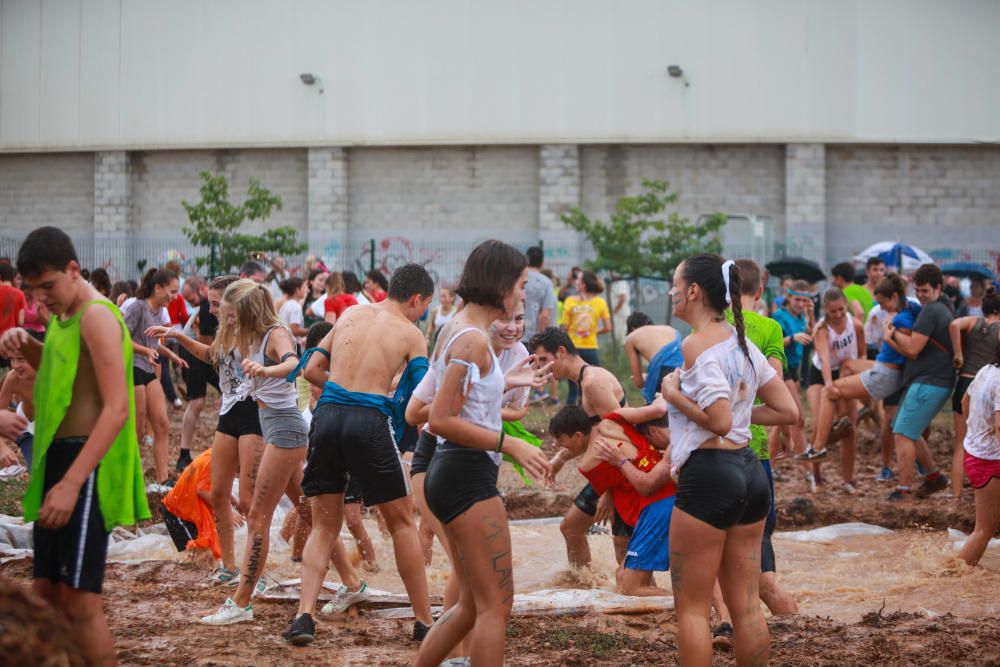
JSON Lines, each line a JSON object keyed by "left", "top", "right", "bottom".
{"left": 523, "top": 270, "right": 557, "bottom": 340}
{"left": 902, "top": 296, "right": 956, "bottom": 388}
{"left": 123, "top": 299, "right": 163, "bottom": 373}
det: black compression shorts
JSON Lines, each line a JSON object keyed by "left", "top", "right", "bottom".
{"left": 423, "top": 446, "right": 499, "bottom": 524}
{"left": 675, "top": 448, "right": 771, "bottom": 530}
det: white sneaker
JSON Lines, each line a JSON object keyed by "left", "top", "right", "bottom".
{"left": 805, "top": 472, "right": 817, "bottom": 493}
{"left": 252, "top": 571, "right": 280, "bottom": 598}
{"left": 199, "top": 598, "right": 253, "bottom": 625}
{"left": 142, "top": 435, "right": 154, "bottom": 448}
{"left": 321, "top": 580, "right": 369, "bottom": 614}
{"left": 173, "top": 398, "right": 183, "bottom": 408}
{"left": 207, "top": 567, "right": 240, "bottom": 586}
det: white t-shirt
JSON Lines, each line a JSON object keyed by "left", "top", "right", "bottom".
{"left": 667, "top": 331, "right": 777, "bottom": 476}
{"left": 498, "top": 342, "right": 530, "bottom": 410}
{"left": 610, "top": 280, "right": 632, "bottom": 323}
{"left": 278, "top": 299, "right": 304, "bottom": 329}
{"left": 964, "top": 364, "right": 1000, "bottom": 461}
{"left": 307, "top": 298, "right": 326, "bottom": 319}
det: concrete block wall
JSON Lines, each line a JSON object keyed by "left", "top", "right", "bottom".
{"left": 131, "top": 149, "right": 308, "bottom": 237}
{"left": 2, "top": 143, "right": 999, "bottom": 276}
{"left": 581, "top": 144, "right": 786, "bottom": 236}
{"left": 0, "top": 153, "right": 94, "bottom": 235}
{"left": 826, "top": 145, "right": 1000, "bottom": 257}
{"left": 348, "top": 146, "right": 539, "bottom": 237}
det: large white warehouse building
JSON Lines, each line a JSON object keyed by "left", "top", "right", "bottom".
{"left": 1, "top": 0, "right": 998, "bottom": 280}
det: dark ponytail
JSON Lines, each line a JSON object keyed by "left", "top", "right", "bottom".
{"left": 136, "top": 268, "right": 177, "bottom": 300}
{"left": 681, "top": 253, "right": 751, "bottom": 366}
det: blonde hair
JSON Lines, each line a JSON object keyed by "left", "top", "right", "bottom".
{"left": 210, "top": 279, "right": 284, "bottom": 360}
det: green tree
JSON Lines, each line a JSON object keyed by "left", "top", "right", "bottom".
{"left": 561, "top": 179, "right": 726, "bottom": 327}
{"left": 182, "top": 171, "right": 306, "bottom": 275}
{"left": 560, "top": 179, "right": 726, "bottom": 282}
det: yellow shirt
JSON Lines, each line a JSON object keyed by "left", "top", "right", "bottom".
{"left": 561, "top": 295, "right": 610, "bottom": 349}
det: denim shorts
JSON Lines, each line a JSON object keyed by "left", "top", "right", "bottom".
{"left": 860, "top": 362, "right": 902, "bottom": 401}
{"left": 892, "top": 383, "right": 953, "bottom": 441}
{"left": 259, "top": 404, "right": 309, "bottom": 449}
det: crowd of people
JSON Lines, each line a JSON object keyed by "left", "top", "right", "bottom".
{"left": 0, "top": 226, "right": 998, "bottom": 667}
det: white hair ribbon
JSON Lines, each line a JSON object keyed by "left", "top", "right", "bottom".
{"left": 721, "top": 260, "right": 735, "bottom": 304}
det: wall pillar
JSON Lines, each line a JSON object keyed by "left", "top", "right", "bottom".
{"left": 93, "top": 151, "right": 134, "bottom": 277}
{"left": 307, "top": 147, "right": 349, "bottom": 266}
{"left": 538, "top": 144, "right": 582, "bottom": 273}
{"left": 784, "top": 143, "right": 827, "bottom": 267}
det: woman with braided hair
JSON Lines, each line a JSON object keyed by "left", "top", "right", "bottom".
{"left": 661, "top": 254, "right": 798, "bottom": 666}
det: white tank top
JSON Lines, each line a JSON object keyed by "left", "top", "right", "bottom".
{"left": 434, "top": 326, "right": 505, "bottom": 465}
{"left": 434, "top": 306, "right": 455, "bottom": 330}
{"left": 248, "top": 326, "right": 299, "bottom": 410}
{"left": 811, "top": 320, "right": 858, "bottom": 371}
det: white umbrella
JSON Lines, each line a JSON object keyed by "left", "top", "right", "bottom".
{"left": 853, "top": 242, "right": 935, "bottom": 273}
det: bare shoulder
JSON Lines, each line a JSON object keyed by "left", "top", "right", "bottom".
{"left": 681, "top": 334, "right": 707, "bottom": 365}
{"left": 80, "top": 300, "right": 123, "bottom": 340}
{"left": 444, "top": 327, "right": 490, "bottom": 367}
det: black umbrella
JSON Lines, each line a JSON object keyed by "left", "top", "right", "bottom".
{"left": 765, "top": 256, "right": 825, "bottom": 284}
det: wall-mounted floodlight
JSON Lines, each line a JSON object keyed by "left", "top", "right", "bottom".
{"left": 667, "top": 65, "right": 690, "bottom": 88}
{"left": 300, "top": 73, "right": 324, "bottom": 94}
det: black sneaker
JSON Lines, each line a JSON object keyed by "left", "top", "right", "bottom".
{"left": 283, "top": 613, "right": 316, "bottom": 646}
{"left": 712, "top": 622, "right": 734, "bottom": 648}
{"left": 914, "top": 474, "right": 948, "bottom": 498}
{"left": 413, "top": 620, "right": 432, "bottom": 642}
{"left": 175, "top": 451, "right": 193, "bottom": 473}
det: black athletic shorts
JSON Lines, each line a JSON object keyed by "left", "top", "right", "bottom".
{"left": 160, "top": 501, "right": 198, "bottom": 552}
{"left": 397, "top": 424, "right": 418, "bottom": 455}
{"left": 866, "top": 346, "right": 879, "bottom": 361}
{"left": 424, "top": 446, "right": 499, "bottom": 524}
{"left": 807, "top": 365, "right": 840, "bottom": 387}
{"left": 573, "top": 484, "right": 634, "bottom": 538}
{"left": 783, "top": 366, "right": 800, "bottom": 383}
{"left": 344, "top": 474, "right": 364, "bottom": 505}
{"left": 675, "top": 448, "right": 771, "bottom": 531}
{"left": 302, "top": 403, "right": 409, "bottom": 505}
{"left": 952, "top": 375, "right": 974, "bottom": 414}
{"left": 216, "top": 398, "right": 263, "bottom": 439}
{"left": 884, "top": 387, "right": 904, "bottom": 408}
{"left": 182, "top": 350, "right": 219, "bottom": 401}
{"left": 33, "top": 437, "right": 110, "bottom": 594}
{"left": 133, "top": 366, "right": 157, "bottom": 387}
{"left": 410, "top": 430, "right": 437, "bottom": 477}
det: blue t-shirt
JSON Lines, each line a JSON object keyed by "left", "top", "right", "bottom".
{"left": 772, "top": 307, "right": 807, "bottom": 369}
{"left": 876, "top": 303, "right": 921, "bottom": 365}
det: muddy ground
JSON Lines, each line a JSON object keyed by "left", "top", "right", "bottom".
{"left": 2, "top": 395, "right": 998, "bottom": 666}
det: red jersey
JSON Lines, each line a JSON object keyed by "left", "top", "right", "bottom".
{"left": 167, "top": 293, "right": 189, "bottom": 327}
{"left": 580, "top": 413, "right": 676, "bottom": 527}
{"left": 370, "top": 289, "right": 387, "bottom": 303}
{"left": 324, "top": 293, "right": 359, "bottom": 318}
{"left": 0, "top": 285, "right": 27, "bottom": 335}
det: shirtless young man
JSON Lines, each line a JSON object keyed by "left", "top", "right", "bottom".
{"left": 0, "top": 226, "right": 149, "bottom": 666}
{"left": 285, "top": 264, "right": 435, "bottom": 645}
{"left": 623, "top": 312, "right": 682, "bottom": 405}
{"left": 528, "top": 327, "right": 631, "bottom": 567}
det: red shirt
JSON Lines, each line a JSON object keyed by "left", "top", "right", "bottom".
{"left": 580, "top": 413, "right": 676, "bottom": 527}
{"left": 0, "top": 285, "right": 27, "bottom": 335}
{"left": 370, "top": 289, "right": 387, "bottom": 303}
{"left": 167, "top": 293, "right": 189, "bottom": 327}
{"left": 324, "top": 293, "right": 359, "bottom": 318}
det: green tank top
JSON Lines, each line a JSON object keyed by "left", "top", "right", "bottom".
{"left": 24, "top": 300, "right": 151, "bottom": 531}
